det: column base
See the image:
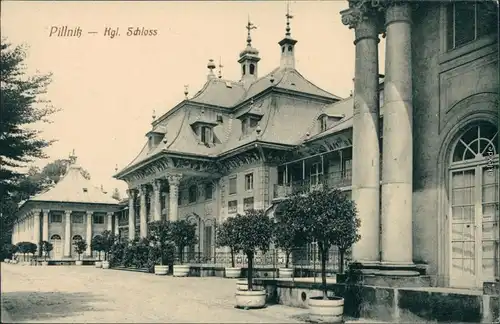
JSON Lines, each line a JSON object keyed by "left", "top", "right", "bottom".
{"left": 347, "top": 261, "right": 431, "bottom": 288}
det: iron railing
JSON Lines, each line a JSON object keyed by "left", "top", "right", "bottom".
{"left": 273, "top": 169, "right": 353, "bottom": 198}
{"left": 185, "top": 246, "right": 351, "bottom": 275}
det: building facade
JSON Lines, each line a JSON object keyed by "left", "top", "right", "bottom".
{"left": 115, "top": 1, "right": 499, "bottom": 289}
{"left": 13, "top": 154, "right": 121, "bottom": 260}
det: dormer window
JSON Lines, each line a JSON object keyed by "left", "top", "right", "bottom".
{"left": 241, "top": 116, "right": 261, "bottom": 136}
{"left": 190, "top": 120, "right": 218, "bottom": 146}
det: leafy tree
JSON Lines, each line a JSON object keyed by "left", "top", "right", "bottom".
{"left": 284, "top": 189, "right": 360, "bottom": 299}
{"left": 73, "top": 239, "right": 88, "bottom": 261}
{"left": 41, "top": 240, "right": 53, "bottom": 261}
{"left": 91, "top": 235, "right": 105, "bottom": 261}
{"left": 170, "top": 220, "right": 198, "bottom": 265}
{"left": 108, "top": 240, "right": 127, "bottom": 267}
{"left": 216, "top": 217, "right": 241, "bottom": 268}
{"left": 2, "top": 243, "right": 18, "bottom": 259}
{"left": 148, "top": 220, "right": 175, "bottom": 266}
{"left": 0, "top": 40, "right": 58, "bottom": 198}
{"left": 100, "top": 230, "right": 116, "bottom": 261}
{"left": 17, "top": 241, "right": 36, "bottom": 261}
{"left": 273, "top": 202, "right": 308, "bottom": 268}
{"left": 232, "top": 209, "right": 274, "bottom": 291}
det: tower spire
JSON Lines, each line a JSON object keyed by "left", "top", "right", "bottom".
{"left": 246, "top": 16, "right": 257, "bottom": 47}
{"left": 286, "top": 2, "right": 293, "bottom": 37}
{"left": 218, "top": 57, "right": 223, "bottom": 79}
{"left": 278, "top": 2, "right": 297, "bottom": 70}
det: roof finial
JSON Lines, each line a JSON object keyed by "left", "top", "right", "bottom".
{"left": 184, "top": 85, "right": 189, "bottom": 99}
{"left": 246, "top": 16, "right": 257, "bottom": 47}
{"left": 69, "top": 149, "right": 77, "bottom": 164}
{"left": 286, "top": 2, "right": 293, "bottom": 37}
{"left": 152, "top": 109, "right": 156, "bottom": 120}
{"left": 218, "top": 57, "right": 223, "bottom": 79}
{"left": 115, "top": 164, "right": 118, "bottom": 172}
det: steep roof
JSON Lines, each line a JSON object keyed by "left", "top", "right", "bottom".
{"left": 30, "top": 157, "right": 119, "bottom": 205}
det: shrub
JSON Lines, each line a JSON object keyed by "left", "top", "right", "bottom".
{"left": 101, "top": 230, "right": 116, "bottom": 261}
{"left": 40, "top": 240, "right": 53, "bottom": 261}
{"left": 148, "top": 220, "right": 175, "bottom": 267}
{"left": 91, "top": 235, "right": 105, "bottom": 261}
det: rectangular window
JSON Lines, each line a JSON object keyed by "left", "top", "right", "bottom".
{"left": 188, "top": 185, "right": 197, "bottom": 203}
{"left": 447, "top": 1, "right": 497, "bottom": 51}
{"left": 228, "top": 200, "right": 237, "bottom": 214}
{"left": 201, "top": 126, "right": 211, "bottom": 144}
{"left": 243, "top": 197, "right": 254, "bottom": 211}
{"left": 229, "top": 176, "right": 237, "bottom": 195}
{"left": 320, "top": 116, "right": 328, "bottom": 132}
{"left": 72, "top": 214, "right": 84, "bottom": 224}
{"left": 50, "top": 213, "right": 62, "bottom": 223}
{"left": 205, "top": 183, "right": 213, "bottom": 200}
{"left": 93, "top": 215, "right": 105, "bottom": 224}
{"left": 178, "top": 190, "right": 183, "bottom": 205}
{"left": 245, "top": 173, "right": 254, "bottom": 191}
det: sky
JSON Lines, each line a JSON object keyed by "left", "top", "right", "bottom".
{"left": 1, "top": 1, "right": 386, "bottom": 197}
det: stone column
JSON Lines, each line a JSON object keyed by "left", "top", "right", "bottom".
{"left": 106, "top": 212, "right": 113, "bottom": 231}
{"left": 167, "top": 174, "right": 182, "bottom": 222}
{"left": 42, "top": 210, "right": 49, "bottom": 242}
{"left": 164, "top": 193, "right": 169, "bottom": 220}
{"left": 139, "top": 185, "right": 148, "bottom": 237}
{"left": 64, "top": 210, "right": 72, "bottom": 258}
{"left": 381, "top": 2, "right": 414, "bottom": 266}
{"left": 127, "top": 189, "right": 137, "bottom": 241}
{"left": 86, "top": 211, "right": 93, "bottom": 256}
{"left": 114, "top": 213, "right": 119, "bottom": 236}
{"left": 341, "top": 3, "right": 381, "bottom": 265}
{"left": 152, "top": 180, "right": 162, "bottom": 221}
{"left": 33, "top": 210, "right": 41, "bottom": 256}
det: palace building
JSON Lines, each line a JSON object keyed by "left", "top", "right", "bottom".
{"left": 115, "top": 0, "right": 496, "bottom": 290}
{"left": 13, "top": 153, "right": 121, "bottom": 259}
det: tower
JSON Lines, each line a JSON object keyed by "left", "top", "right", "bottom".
{"left": 278, "top": 3, "right": 297, "bottom": 69}
{"left": 238, "top": 17, "right": 260, "bottom": 85}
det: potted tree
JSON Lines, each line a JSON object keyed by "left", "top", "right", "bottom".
{"left": 40, "top": 240, "right": 53, "bottom": 266}
{"left": 149, "top": 220, "right": 175, "bottom": 275}
{"left": 216, "top": 217, "right": 242, "bottom": 278}
{"left": 91, "top": 235, "right": 105, "bottom": 268}
{"left": 101, "top": 230, "right": 115, "bottom": 269}
{"left": 16, "top": 241, "right": 32, "bottom": 263}
{"left": 170, "top": 219, "right": 197, "bottom": 277}
{"left": 285, "top": 189, "right": 359, "bottom": 323}
{"left": 232, "top": 209, "right": 274, "bottom": 309}
{"left": 73, "top": 239, "right": 88, "bottom": 266}
{"left": 273, "top": 202, "right": 307, "bottom": 279}
{"left": 27, "top": 242, "right": 38, "bottom": 265}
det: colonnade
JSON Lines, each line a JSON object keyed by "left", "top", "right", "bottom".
{"left": 126, "top": 173, "right": 182, "bottom": 241}
{"left": 341, "top": 1, "right": 415, "bottom": 271}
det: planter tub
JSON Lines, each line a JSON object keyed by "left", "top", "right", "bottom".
{"left": 41, "top": 261, "right": 49, "bottom": 266}
{"left": 225, "top": 267, "right": 241, "bottom": 278}
{"left": 4, "top": 259, "right": 9, "bottom": 263}
{"left": 75, "top": 260, "right": 83, "bottom": 266}
{"left": 173, "top": 264, "right": 190, "bottom": 277}
{"left": 94, "top": 261, "right": 102, "bottom": 268}
{"left": 279, "top": 267, "right": 293, "bottom": 278}
{"left": 308, "top": 296, "right": 344, "bottom": 324}
{"left": 235, "top": 289, "right": 266, "bottom": 309}
{"left": 154, "top": 265, "right": 169, "bottom": 275}
{"left": 102, "top": 261, "right": 110, "bottom": 269}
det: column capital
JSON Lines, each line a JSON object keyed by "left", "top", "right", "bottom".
{"left": 126, "top": 188, "right": 137, "bottom": 197}
{"left": 42, "top": 209, "right": 50, "bottom": 215}
{"left": 65, "top": 210, "right": 72, "bottom": 216}
{"left": 341, "top": 0, "right": 385, "bottom": 29}
{"left": 139, "top": 184, "right": 148, "bottom": 195}
{"left": 384, "top": 1, "right": 412, "bottom": 26}
{"left": 167, "top": 173, "right": 182, "bottom": 187}
{"left": 32, "top": 209, "right": 41, "bottom": 214}
{"left": 86, "top": 211, "right": 93, "bottom": 216}
{"left": 106, "top": 212, "right": 114, "bottom": 216}
{"left": 152, "top": 179, "right": 162, "bottom": 191}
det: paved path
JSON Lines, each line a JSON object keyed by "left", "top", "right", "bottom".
{"left": 1, "top": 263, "right": 310, "bottom": 323}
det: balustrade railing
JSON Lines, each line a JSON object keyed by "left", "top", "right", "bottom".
{"left": 273, "top": 169, "right": 353, "bottom": 198}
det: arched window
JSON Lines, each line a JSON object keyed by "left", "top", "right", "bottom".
{"left": 50, "top": 234, "right": 61, "bottom": 240}
{"left": 448, "top": 121, "right": 498, "bottom": 289}
{"left": 282, "top": 46, "right": 285, "bottom": 53}
{"left": 242, "top": 65, "right": 246, "bottom": 75}
{"left": 72, "top": 235, "right": 83, "bottom": 241}
{"left": 93, "top": 234, "right": 103, "bottom": 240}
{"left": 249, "top": 64, "right": 255, "bottom": 75}
{"left": 288, "top": 45, "right": 293, "bottom": 52}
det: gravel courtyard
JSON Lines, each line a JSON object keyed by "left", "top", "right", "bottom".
{"left": 1, "top": 263, "right": 313, "bottom": 323}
